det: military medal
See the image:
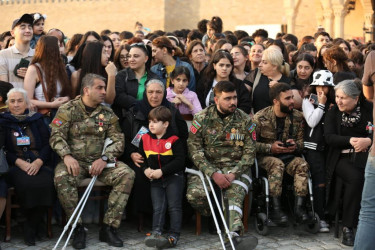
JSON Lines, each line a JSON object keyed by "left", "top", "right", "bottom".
{"left": 239, "top": 141, "right": 244, "bottom": 146}
{"left": 99, "top": 127, "right": 103, "bottom": 132}
{"left": 98, "top": 114, "right": 104, "bottom": 132}
{"left": 231, "top": 128, "right": 236, "bottom": 133}
{"left": 99, "top": 114, "right": 104, "bottom": 120}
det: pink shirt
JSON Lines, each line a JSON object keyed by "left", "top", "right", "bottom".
{"left": 166, "top": 87, "right": 202, "bottom": 115}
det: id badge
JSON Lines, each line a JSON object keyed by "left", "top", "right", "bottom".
{"left": 17, "top": 136, "right": 31, "bottom": 146}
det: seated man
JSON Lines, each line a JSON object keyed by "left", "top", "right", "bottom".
{"left": 186, "top": 81, "right": 257, "bottom": 250}
{"left": 252, "top": 82, "right": 309, "bottom": 224}
{"left": 50, "top": 73, "right": 135, "bottom": 249}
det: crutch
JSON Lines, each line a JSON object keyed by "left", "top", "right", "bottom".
{"left": 53, "top": 139, "right": 115, "bottom": 250}
{"left": 185, "top": 168, "right": 235, "bottom": 250}
{"left": 206, "top": 175, "right": 235, "bottom": 250}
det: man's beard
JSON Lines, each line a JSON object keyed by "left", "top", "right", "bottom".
{"left": 218, "top": 103, "right": 237, "bottom": 114}
{"left": 280, "top": 102, "right": 293, "bottom": 114}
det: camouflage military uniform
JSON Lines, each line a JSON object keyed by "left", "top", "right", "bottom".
{"left": 186, "top": 105, "right": 256, "bottom": 233}
{"left": 50, "top": 97, "right": 135, "bottom": 228}
{"left": 252, "top": 106, "right": 309, "bottom": 197}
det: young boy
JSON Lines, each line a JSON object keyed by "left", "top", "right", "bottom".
{"left": 139, "top": 106, "right": 186, "bottom": 249}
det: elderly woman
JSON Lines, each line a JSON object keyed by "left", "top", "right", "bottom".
{"left": 245, "top": 48, "right": 291, "bottom": 113}
{"left": 0, "top": 88, "right": 54, "bottom": 246}
{"left": 324, "top": 79, "right": 372, "bottom": 246}
{"left": 121, "top": 79, "right": 188, "bottom": 231}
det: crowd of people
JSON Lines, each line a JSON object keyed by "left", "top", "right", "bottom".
{"left": 0, "top": 12, "right": 374, "bottom": 250}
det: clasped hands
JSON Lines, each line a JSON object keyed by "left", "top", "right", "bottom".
{"left": 63, "top": 155, "right": 107, "bottom": 177}
{"left": 350, "top": 137, "right": 372, "bottom": 152}
{"left": 144, "top": 168, "right": 163, "bottom": 180}
{"left": 212, "top": 172, "right": 235, "bottom": 189}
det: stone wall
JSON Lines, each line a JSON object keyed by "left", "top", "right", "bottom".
{"left": 0, "top": 0, "right": 370, "bottom": 40}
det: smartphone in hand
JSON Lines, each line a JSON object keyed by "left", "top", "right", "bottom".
{"left": 309, "top": 93, "right": 318, "bottom": 105}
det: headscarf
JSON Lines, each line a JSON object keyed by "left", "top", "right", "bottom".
{"left": 135, "top": 82, "right": 171, "bottom": 117}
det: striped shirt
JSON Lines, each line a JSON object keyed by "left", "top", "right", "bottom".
{"left": 0, "top": 45, "right": 34, "bottom": 88}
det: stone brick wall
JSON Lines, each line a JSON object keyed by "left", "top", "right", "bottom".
{"left": 0, "top": 0, "right": 369, "bottom": 40}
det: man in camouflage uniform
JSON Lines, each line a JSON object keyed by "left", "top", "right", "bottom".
{"left": 50, "top": 74, "right": 135, "bottom": 249}
{"left": 187, "top": 81, "right": 257, "bottom": 250}
{"left": 252, "top": 82, "right": 309, "bottom": 224}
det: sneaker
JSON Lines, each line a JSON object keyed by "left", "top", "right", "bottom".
{"left": 167, "top": 235, "right": 178, "bottom": 247}
{"left": 145, "top": 232, "right": 169, "bottom": 248}
{"left": 319, "top": 220, "right": 330, "bottom": 233}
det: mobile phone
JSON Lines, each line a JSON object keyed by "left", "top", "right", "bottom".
{"left": 284, "top": 142, "right": 295, "bottom": 147}
{"left": 18, "top": 58, "right": 30, "bottom": 68}
{"left": 309, "top": 93, "right": 318, "bottom": 105}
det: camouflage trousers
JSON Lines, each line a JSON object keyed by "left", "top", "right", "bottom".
{"left": 259, "top": 156, "right": 309, "bottom": 197}
{"left": 54, "top": 160, "right": 135, "bottom": 228}
{"left": 186, "top": 174, "right": 251, "bottom": 233}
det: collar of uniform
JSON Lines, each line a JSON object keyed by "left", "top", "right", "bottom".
{"left": 78, "top": 97, "right": 103, "bottom": 117}
{"left": 209, "top": 105, "right": 236, "bottom": 124}
{"left": 10, "top": 45, "right": 34, "bottom": 57}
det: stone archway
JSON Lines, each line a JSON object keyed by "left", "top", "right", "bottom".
{"left": 361, "top": 0, "right": 375, "bottom": 41}
{"left": 283, "top": 0, "right": 302, "bottom": 34}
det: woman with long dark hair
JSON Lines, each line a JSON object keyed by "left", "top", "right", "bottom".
{"left": 71, "top": 42, "right": 117, "bottom": 104}
{"left": 113, "top": 44, "right": 131, "bottom": 71}
{"left": 197, "top": 49, "right": 251, "bottom": 113}
{"left": 290, "top": 53, "right": 315, "bottom": 109}
{"left": 101, "top": 35, "right": 115, "bottom": 61}
{"left": 24, "top": 36, "right": 72, "bottom": 122}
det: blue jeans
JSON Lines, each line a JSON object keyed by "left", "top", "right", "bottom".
{"left": 151, "top": 173, "right": 184, "bottom": 237}
{"left": 354, "top": 155, "right": 375, "bottom": 250}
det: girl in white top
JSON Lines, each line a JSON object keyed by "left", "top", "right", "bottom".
{"left": 24, "top": 36, "right": 72, "bottom": 112}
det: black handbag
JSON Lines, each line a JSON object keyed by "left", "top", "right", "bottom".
{"left": 0, "top": 147, "right": 9, "bottom": 175}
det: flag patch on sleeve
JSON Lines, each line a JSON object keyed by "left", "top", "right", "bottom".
{"left": 52, "top": 118, "right": 63, "bottom": 127}
{"left": 190, "top": 120, "right": 201, "bottom": 134}
{"left": 248, "top": 123, "right": 256, "bottom": 133}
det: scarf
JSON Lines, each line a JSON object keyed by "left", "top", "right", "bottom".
{"left": 341, "top": 105, "right": 361, "bottom": 127}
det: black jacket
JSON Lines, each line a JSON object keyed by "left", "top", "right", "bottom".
{"left": 138, "top": 129, "right": 185, "bottom": 177}
{"left": 121, "top": 91, "right": 188, "bottom": 163}
{"left": 113, "top": 67, "right": 159, "bottom": 118}
{"left": 324, "top": 101, "right": 373, "bottom": 184}
{"left": 196, "top": 76, "right": 251, "bottom": 113}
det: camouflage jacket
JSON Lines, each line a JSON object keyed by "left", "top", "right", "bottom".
{"left": 252, "top": 106, "right": 304, "bottom": 156}
{"left": 49, "top": 97, "right": 124, "bottom": 163}
{"left": 187, "top": 105, "right": 256, "bottom": 179}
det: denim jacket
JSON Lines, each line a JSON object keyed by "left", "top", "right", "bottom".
{"left": 151, "top": 57, "right": 196, "bottom": 91}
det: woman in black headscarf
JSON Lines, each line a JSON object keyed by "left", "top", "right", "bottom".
{"left": 121, "top": 79, "right": 188, "bottom": 230}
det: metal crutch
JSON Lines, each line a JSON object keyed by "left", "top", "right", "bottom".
{"left": 206, "top": 175, "right": 236, "bottom": 250}
{"left": 53, "top": 138, "right": 115, "bottom": 249}
{"left": 185, "top": 168, "right": 235, "bottom": 250}
{"left": 52, "top": 174, "right": 97, "bottom": 250}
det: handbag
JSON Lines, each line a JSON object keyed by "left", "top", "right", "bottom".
{"left": 0, "top": 147, "right": 9, "bottom": 175}
{"left": 33, "top": 64, "right": 51, "bottom": 116}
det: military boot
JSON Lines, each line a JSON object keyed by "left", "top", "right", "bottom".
{"left": 99, "top": 224, "right": 123, "bottom": 247}
{"left": 225, "top": 232, "right": 258, "bottom": 250}
{"left": 270, "top": 196, "right": 288, "bottom": 224}
{"left": 294, "top": 196, "right": 309, "bottom": 223}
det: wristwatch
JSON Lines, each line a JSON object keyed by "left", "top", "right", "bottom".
{"left": 101, "top": 155, "right": 109, "bottom": 162}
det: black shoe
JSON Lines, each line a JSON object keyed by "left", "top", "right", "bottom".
{"left": 72, "top": 224, "right": 86, "bottom": 249}
{"left": 99, "top": 224, "right": 123, "bottom": 247}
{"left": 294, "top": 196, "right": 309, "bottom": 223}
{"left": 23, "top": 222, "right": 35, "bottom": 246}
{"left": 225, "top": 235, "right": 258, "bottom": 250}
{"left": 342, "top": 227, "right": 354, "bottom": 246}
{"left": 270, "top": 197, "right": 288, "bottom": 224}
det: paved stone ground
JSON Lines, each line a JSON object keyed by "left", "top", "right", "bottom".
{"left": 0, "top": 216, "right": 352, "bottom": 250}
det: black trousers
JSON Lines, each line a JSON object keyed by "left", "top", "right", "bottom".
{"left": 334, "top": 154, "right": 365, "bottom": 228}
